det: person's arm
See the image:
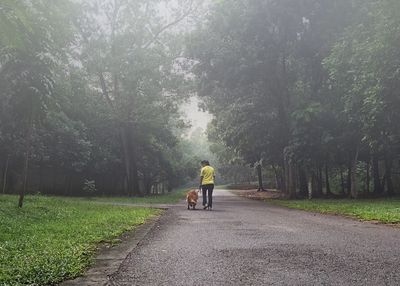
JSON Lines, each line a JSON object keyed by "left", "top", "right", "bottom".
{"left": 199, "top": 168, "right": 204, "bottom": 189}
{"left": 213, "top": 169, "right": 216, "bottom": 184}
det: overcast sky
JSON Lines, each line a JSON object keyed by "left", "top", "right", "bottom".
{"left": 181, "top": 97, "right": 213, "bottom": 134}
{"left": 160, "top": 1, "right": 212, "bottom": 135}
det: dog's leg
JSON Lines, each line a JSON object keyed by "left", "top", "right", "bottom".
{"left": 187, "top": 204, "right": 190, "bottom": 210}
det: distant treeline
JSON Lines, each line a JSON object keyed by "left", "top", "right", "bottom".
{"left": 189, "top": 0, "right": 400, "bottom": 198}
{"left": 0, "top": 1, "right": 201, "bottom": 202}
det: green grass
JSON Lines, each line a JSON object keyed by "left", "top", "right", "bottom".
{"left": 268, "top": 198, "right": 400, "bottom": 224}
{"left": 88, "top": 187, "right": 188, "bottom": 204}
{"left": 0, "top": 195, "right": 160, "bottom": 286}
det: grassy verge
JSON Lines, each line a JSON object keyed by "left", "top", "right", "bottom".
{"left": 88, "top": 187, "right": 189, "bottom": 204}
{"left": 0, "top": 195, "right": 160, "bottom": 286}
{"left": 268, "top": 198, "right": 400, "bottom": 224}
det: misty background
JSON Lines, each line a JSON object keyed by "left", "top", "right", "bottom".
{"left": 1, "top": 0, "right": 400, "bottom": 203}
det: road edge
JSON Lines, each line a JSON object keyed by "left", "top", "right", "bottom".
{"left": 231, "top": 189, "right": 400, "bottom": 229}
{"left": 60, "top": 212, "right": 165, "bottom": 286}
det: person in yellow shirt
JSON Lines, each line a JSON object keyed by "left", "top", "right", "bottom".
{"left": 199, "top": 160, "right": 215, "bottom": 210}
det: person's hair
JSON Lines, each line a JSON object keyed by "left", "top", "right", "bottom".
{"left": 201, "top": 160, "right": 210, "bottom": 165}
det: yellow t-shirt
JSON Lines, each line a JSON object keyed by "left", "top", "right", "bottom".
{"left": 201, "top": 166, "right": 215, "bottom": 185}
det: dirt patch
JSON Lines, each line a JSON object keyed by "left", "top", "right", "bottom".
{"left": 231, "top": 189, "right": 282, "bottom": 200}
{"left": 226, "top": 184, "right": 258, "bottom": 190}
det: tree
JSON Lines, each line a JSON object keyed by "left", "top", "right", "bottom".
{"left": 189, "top": 0, "right": 400, "bottom": 198}
{"left": 0, "top": 0, "right": 205, "bottom": 206}
{"left": 324, "top": 0, "right": 400, "bottom": 197}
{"left": 76, "top": 0, "right": 197, "bottom": 196}
{"left": 0, "top": 0, "right": 75, "bottom": 206}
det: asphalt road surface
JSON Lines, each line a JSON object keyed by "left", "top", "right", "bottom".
{"left": 107, "top": 190, "right": 400, "bottom": 286}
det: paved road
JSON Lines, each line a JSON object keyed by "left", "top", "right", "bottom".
{"left": 107, "top": 190, "right": 400, "bottom": 286}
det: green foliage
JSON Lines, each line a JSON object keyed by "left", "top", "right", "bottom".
{"left": 0, "top": 0, "right": 199, "bottom": 198}
{"left": 0, "top": 195, "right": 160, "bottom": 285}
{"left": 188, "top": 0, "right": 400, "bottom": 197}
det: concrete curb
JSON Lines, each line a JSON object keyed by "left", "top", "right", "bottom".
{"left": 60, "top": 214, "right": 164, "bottom": 286}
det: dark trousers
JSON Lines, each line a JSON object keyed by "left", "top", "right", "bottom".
{"left": 202, "top": 184, "right": 214, "bottom": 207}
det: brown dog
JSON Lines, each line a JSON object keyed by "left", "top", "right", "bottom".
{"left": 186, "top": 189, "right": 199, "bottom": 210}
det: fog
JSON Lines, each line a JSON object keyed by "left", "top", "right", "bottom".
{"left": 2, "top": 2, "right": 400, "bottom": 285}
{"left": 1, "top": 0, "right": 400, "bottom": 202}
{"left": 181, "top": 97, "right": 212, "bottom": 135}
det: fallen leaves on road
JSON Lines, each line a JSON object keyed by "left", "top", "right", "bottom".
{"left": 231, "top": 189, "right": 282, "bottom": 200}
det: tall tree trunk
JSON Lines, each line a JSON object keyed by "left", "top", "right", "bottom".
{"left": 272, "top": 165, "right": 282, "bottom": 190}
{"left": 384, "top": 152, "right": 394, "bottom": 196}
{"left": 318, "top": 166, "right": 323, "bottom": 196}
{"left": 288, "top": 161, "right": 296, "bottom": 199}
{"left": 120, "top": 128, "right": 131, "bottom": 195}
{"left": 346, "top": 161, "right": 352, "bottom": 196}
{"left": 365, "top": 159, "right": 370, "bottom": 194}
{"left": 19, "top": 110, "right": 34, "bottom": 208}
{"left": 350, "top": 148, "right": 359, "bottom": 199}
{"left": 2, "top": 155, "right": 10, "bottom": 194}
{"left": 325, "top": 163, "right": 331, "bottom": 196}
{"left": 340, "top": 166, "right": 345, "bottom": 195}
{"left": 256, "top": 164, "right": 265, "bottom": 192}
{"left": 280, "top": 161, "right": 287, "bottom": 194}
{"left": 308, "top": 172, "right": 317, "bottom": 199}
{"left": 20, "top": 151, "right": 29, "bottom": 207}
{"left": 64, "top": 174, "right": 69, "bottom": 195}
{"left": 38, "top": 159, "right": 43, "bottom": 193}
{"left": 98, "top": 72, "right": 141, "bottom": 197}
{"left": 283, "top": 155, "right": 290, "bottom": 196}
{"left": 52, "top": 167, "right": 58, "bottom": 193}
{"left": 67, "top": 173, "right": 73, "bottom": 195}
{"left": 314, "top": 165, "right": 323, "bottom": 198}
{"left": 298, "top": 168, "right": 308, "bottom": 198}
{"left": 276, "top": 48, "right": 290, "bottom": 195}
{"left": 121, "top": 126, "right": 141, "bottom": 196}
{"left": 144, "top": 175, "right": 151, "bottom": 195}
{"left": 372, "top": 154, "right": 382, "bottom": 194}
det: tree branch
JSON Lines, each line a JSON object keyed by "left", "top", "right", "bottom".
{"left": 142, "top": 0, "right": 196, "bottom": 49}
{"left": 98, "top": 71, "right": 115, "bottom": 109}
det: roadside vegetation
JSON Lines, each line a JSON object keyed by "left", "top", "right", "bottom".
{"left": 191, "top": 0, "right": 400, "bottom": 199}
{"left": 268, "top": 198, "right": 400, "bottom": 224}
{"left": 0, "top": 195, "right": 160, "bottom": 285}
{"left": 0, "top": 1, "right": 206, "bottom": 207}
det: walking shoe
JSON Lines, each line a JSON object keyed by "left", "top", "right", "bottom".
{"left": 203, "top": 204, "right": 208, "bottom": 210}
